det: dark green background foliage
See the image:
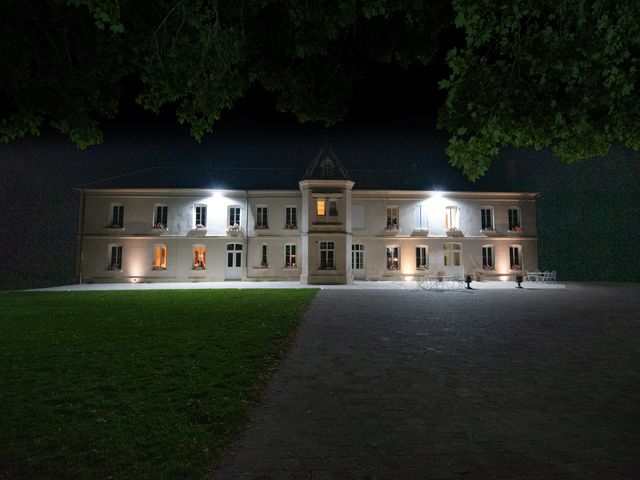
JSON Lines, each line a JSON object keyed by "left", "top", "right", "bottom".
{"left": 2, "top": 0, "right": 639, "bottom": 178}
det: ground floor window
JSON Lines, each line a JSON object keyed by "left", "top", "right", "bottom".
{"left": 261, "top": 244, "right": 268, "bottom": 267}
{"left": 352, "top": 244, "right": 364, "bottom": 270}
{"left": 509, "top": 245, "right": 522, "bottom": 270}
{"left": 482, "top": 245, "right": 494, "bottom": 270}
{"left": 386, "top": 246, "right": 400, "bottom": 270}
{"left": 153, "top": 245, "right": 167, "bottom": 270}
{"left": 108, "top": 245, "right": 122, "bottom": 270}
{"left": 443, "top": 243, "right": 462, "bottom": 267}
{"left": 193, "top": 245, "right": 206, "bottom": 270}
{"left": 285, "top": 244, "right": 296, "bottom": 267}
{"left": 320, "top": 241, "right": 335, "bottom": 269}
{"left": 416, "top": 246, "right": 428, "bottom": 270}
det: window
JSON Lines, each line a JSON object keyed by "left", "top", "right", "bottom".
{"left": 319, "top": 241, "right": 335, "bottom": 269}
{"left": 481, "top": 207, "right": 494, "bottom": 230}
{"left": 443, "top": 243, "right": 462, "bottom": 267}
{"left": 260, "top": 244, "right": 268, "bottom": 267}
{"left": 110, "top": 204, "right": 124, "bottom": 228}
{"left": 108, "top": 245, "right": 122, "bottom": 270}
{"left": 153, "top": 245, "right": 167, "bottom": 270}
{"left": 328, "top": 200, "right": 338, "bottom": 216}
{"left": 285, "top": 244, "right": 297, "bottom": 267}
{"left": 386, "top": 246, "right": 400, "bottom": 270}
{"left": 386, "top": 206, "right": 399, "bottom": 230}
{"left": 508, "top": 207, "right": 522, "bottom": 231}
{"left": 285, "top": 206, "right": 297, "bottom": 229}
{"left": 317, "top": 199, "right": 337, "bottom": 217}
{"left": 445, "top": 206, "right": 459, "bottom": 230}
{"left": 482, "top": 245, "right": 494, "bottom": 270}
{"left": 195, "top": 204, "right": 207, "bottom": 228}
{"left": 228, "top": 206, "right": 241, "bottom": 228}
{"left": 154, "top": 205, "right": 168, "bottom": 229}
{"left": 193, "top": 245, "right": 206, "bottom": 270}
{"left": 256, "top": 206, "right": 268, "bottom": 229}
{"left": 509, "top": 245, "right": 522, "bottom": 270}
{"left": 352, "top": 244, "right": 365, "bottom": 270}
{"left": 416, "top": 246, "right": 429, "bottom": 270}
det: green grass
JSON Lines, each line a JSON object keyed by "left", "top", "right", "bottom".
{"left": 0, "top": 289, "right": 317, "bottom": 479}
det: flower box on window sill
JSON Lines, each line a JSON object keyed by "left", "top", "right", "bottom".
{"left": 153, "top": 224, "right": 167, "bottom": 230}
{"left": 416, "top": 266, "right": 429, "bottom": 271}
{"left": 285, "top": 224, "right": 298, "bottom": 230}
{"left": 446, "top": 227, "right": 463, "bottom": 237}
{"left": 192, "top": 265, "right": 206, "bottom": 271}
{"left": 107, "top": 264, "right": 122, "bottom": 271}
{"left": 227, "top": 224, "right": 243, "bottom": 236}
{"left": 482, "top": 265, "right": 496, "bottom": 271}
{"left": 511, "top": 264, "right": 522, "bottom": 271}
{"left": 481, "top": 228, "right": 497, "bottom": 235}
{"left": 254, "top": 225, "right": 269, "bottom": 234}
{"left": 152, "top": 266, "right": 166, "bottom": 271}
{"left": 509, "top": 226, "right": 524, "bottom": 234}
{"left": 383, "top": 226, "right": 400, "bottom": 235}
{"left": 285, "top": 264, "right": 298, "bottom": 269}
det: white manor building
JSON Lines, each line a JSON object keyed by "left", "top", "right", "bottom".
{"left": 76, "top": 147, "right": 539, "bottom": 284}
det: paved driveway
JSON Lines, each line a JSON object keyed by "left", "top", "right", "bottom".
{"left": 210, "top": 285, "right": 640, "bottom": 480}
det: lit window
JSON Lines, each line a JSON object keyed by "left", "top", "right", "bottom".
{"left": 320, "top": 241, "right": 335, "bottom": 269}
{"left": 285, "top": 244, "right": 296, "bottom": 267}
{"left": 482, "top": 245, "right": 494, "bottom": 270}
{"left": 481, "top": 207, "right": 494, "bottom": 230}
{"left": 386, "top": 246, "right": 400, "bottom": 270}
{"left": 261, "top": 244, "right": 268, "bottom": 267}
{"left": 256, "top": 206, "right": 268, "bottom": 229}
{"left": 110, "top": 204, "right": 124, "bottom": 228}
{"left": 416, "top": 246, "right": 428, "bottom": 270}
{"left": 228, "top": 206, "right": 241, "bottom": 227}
{"left": 153, "top": 245, "right": 167, "bottom": 270}
{"left": 194, "top": 205, "right": 207, "bottom": 228}
{"left": 443, "top": 243, "right": 462, "bottom": 267}
{"left": 317, "top": 199, "right": 326, "bottom": 216}
{"left": 445, "top": 206, "right": 459, "bottom": 230}
{"left": 154, "top": 205, "right": 168, "bottom": 229}
{"left": 285, "top": 206, "right": 297, "bottom": 229}
{"left": 352, "top": 244, "right": 365, "bottom": 270}
{"left": 509, "top": 245, "right": 522, "bottom": 270}
{"left": 108, "top": 245, "right": 122, "bottom": 270}
{"left": 386, "top": 206, "right": 399, "bottom": 230}
{"left": 193, "top": 245, "right": 206, "bottom": 270}
{"left": 508, "top": 207, "right": 522, "bottom": 231}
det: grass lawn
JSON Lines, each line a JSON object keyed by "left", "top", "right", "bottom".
{"left": 0, "top": 289, "right": 317, "bottom": 479}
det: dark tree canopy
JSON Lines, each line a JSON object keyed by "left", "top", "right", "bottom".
{"left": 1, "top": 0, "right": 639, "bottom": 180}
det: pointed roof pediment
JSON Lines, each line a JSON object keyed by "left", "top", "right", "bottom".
{"left": 303, "top": 144, "right": 351, "bottom": 181}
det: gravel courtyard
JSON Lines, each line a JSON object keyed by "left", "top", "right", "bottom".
{"left": 210, "top": 284, "right": 640, "bottom": 480}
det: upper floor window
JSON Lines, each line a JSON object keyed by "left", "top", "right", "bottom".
{"left": 482, "top": 245, "right": 494, "bottom": 270}
{"left": 328, "top": 200, "right": 338, "bottom": 216}
{"left": 228, "top": 206, "right": 241, "bottom": 227}
{"left": 319, "top": 241, "right": 335, "bottom": 269}
{"left": 285, "top": 206, "right": 297, "bottom": 229}
{"left": 194, "top": 204, "right": 207, "bottom": 229}
{"left": 386, "top": 206, "right": 399, "bottom": 230}
{"left": 509, "top": 245, "right": 522, "bottom": 270}
{"left": 109, "top": 204, "right": 124, "bottom": 228}
{"left": 108, "top": 245, "right": 122, "bottom": 270}
{"left": 416, "top": 246, "right": 428, "bottom": 270}
{"left": 445, "top": 206, "right": 459, "bottom": 230}
{"left": 153, "top": 245, "right": 167, "bottom": 270}
{"left": 508, "top": 207, "right": 522, "bottom": 231}
{"left": 256, "top": 206, "right": 268, "bottom": 229}
{"left": 285, "top": 244, "right": 297, "bottom": 267}
{"left": 316, "top": 199, "right": 326, "bottom": 216}
{"left": 193, "top": 245, "right": 206, "bottom": 270}
{"left": 154, "top": 205, "right": 168, "bottom": 229}
{"left": 480, "top": 207, "right": 494, "bottom": 230}
{"left": 386, "top": 246, "right": 400, "bottom": 270}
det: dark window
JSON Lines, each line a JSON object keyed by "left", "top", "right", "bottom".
{"left": 508, "top": 208, "right": 520, "bottom": 230}
{"left": 155, "top": 205, "right": 168, "bottom": 228}
{"left": 109, "top": 245, "right": 122, "bottom": 270}
{"left": 481, "top": 208, "right": 493, "bottom": 230}
{"left": 111, "top": 205, "right": 124, "bottom": 227}
{"left": 195, "top": 205, "right": 207, "bottom": 227}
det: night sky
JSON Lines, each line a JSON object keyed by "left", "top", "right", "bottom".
{"left": 1, "top": 58, "right": 638, "bottom": 288}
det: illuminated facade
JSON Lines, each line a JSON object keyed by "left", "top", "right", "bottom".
{"left": 76, "top": 149, "right": 539, "bottom": 284}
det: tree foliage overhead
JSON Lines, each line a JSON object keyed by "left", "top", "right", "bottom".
{"left": 1, "top": 0, "right": 639, "bottom": 180}
{"left": 0, "top": 0, "right": 447, "bottom": 147}
{"left": 440, "top": 0, "right": 640, "bottom": 180}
